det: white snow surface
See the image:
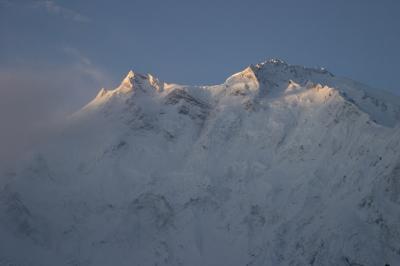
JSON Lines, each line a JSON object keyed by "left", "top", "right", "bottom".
{"left": 1, "top": 59, "right": 400, "bottom": 266}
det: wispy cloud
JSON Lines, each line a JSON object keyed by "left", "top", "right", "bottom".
{"left": 62, "top": 46, "right": 111, "bottom": 85}
{"left": 36, "top": 0, "right": 91, "bottom": 23}
{"left": 0, "top": 0, "right": 91, "bottom": 23}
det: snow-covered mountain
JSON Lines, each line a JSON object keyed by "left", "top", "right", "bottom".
{"left": 1, "top": 59, "right": 400, "bottom": 266}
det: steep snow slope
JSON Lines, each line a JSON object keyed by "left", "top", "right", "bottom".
{"left": 1, "top": 59, "right": 400, "bottom": 266}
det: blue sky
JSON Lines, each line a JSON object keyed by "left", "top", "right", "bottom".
{"left": 2, "top": 0, "right": 400, "bottom": 90}
{"left": 0, "top": 0, "right": 400, "bottom": 160}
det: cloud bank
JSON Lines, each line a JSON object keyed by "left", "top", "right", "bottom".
{"left": 0, "top": 58, "right": 113, "bottom": 166}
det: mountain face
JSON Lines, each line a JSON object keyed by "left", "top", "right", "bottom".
{"left": 1, "top": 59, "right": 400, "bottom": 266}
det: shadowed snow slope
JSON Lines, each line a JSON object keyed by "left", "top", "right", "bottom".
{"left": 1, "top": 59, "right": 400, "bottom": 266}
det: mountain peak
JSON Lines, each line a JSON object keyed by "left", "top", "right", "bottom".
{"left": 264, "top": 58, "right": 287, "bottom": 65}
{"left": 221, "top": 66, "right": 262, "bottom": 97}
{"left": 117, "top": 70, "right": 163, "bottom": 93}
{"left": 118, "top": 70, "right": 140, "bottom": 92}
{"left": 126, "top": 69, "right": 135, "bottom": 78}
{"left": 247, "top": 58, "right": 334, "bottom": 90}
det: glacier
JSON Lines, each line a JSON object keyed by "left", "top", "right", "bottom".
{"left": 1, "top": 59, "right": 400, "bottom": 265}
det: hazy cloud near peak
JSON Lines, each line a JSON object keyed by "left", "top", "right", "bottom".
{"left": 0, "top": 55, "right": 114, "bottom": 165}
